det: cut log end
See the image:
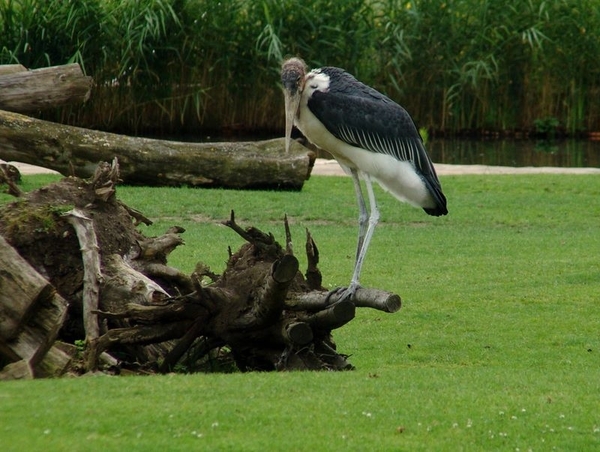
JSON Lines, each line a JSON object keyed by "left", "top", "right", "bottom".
{"left": 353, "top": 288, "right": 402, "bottom": 313}
{"left": 282, "top": 321, "right": 313, "bottom": 346}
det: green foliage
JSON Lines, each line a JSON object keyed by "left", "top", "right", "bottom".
{"left": 534, "top": 116, "right": 560, "bottom": 137}
{"left": 1, "top": 0, "right": 599, "bottom": 135}
{"left": 1, "top": 173, "right": 600, "bottom": 450}
{"left": 0, "top": 0, "right": 105, "bottom": 69}
{"left": 418, "top": 127, "right": 428, "bottom": 144}
{"left": 0, "top": 203, "right": 62, "bottom": 236}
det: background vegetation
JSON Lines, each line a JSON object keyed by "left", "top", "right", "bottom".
{"left": 1, "top": 172, "right": 599, "bottom": 450}
{"left": 1, "top": 0, "right": 600, "bottom": 136}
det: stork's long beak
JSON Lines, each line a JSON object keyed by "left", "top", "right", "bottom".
{"left": 282, "top": 57, "right": 307, "bottom": 153}
{"left": 283, "top": 89, "right": 301, "bottom": 153}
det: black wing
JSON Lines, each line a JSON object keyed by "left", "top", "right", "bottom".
{"left": 308, "top": 67, "right": 447, "bottom": 216}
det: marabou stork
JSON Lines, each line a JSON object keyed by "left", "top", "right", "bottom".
{"left": 281, "top": 57, "right": 448, "bottom": 299}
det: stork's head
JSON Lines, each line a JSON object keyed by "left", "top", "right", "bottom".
{"left": 281, "top": 57, "right": 307, "bottom": 153}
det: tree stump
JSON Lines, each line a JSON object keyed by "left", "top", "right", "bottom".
{"left": 0, "top": 160, "right": 400, "bottom": 376}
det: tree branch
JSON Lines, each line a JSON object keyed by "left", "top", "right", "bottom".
{"left": 287, "top": 287, "right": 401, "bottom": 313}
{"left": 62, "top": 209, "right": 102, "bottom": 344}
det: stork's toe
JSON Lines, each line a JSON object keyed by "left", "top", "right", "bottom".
{"left": 327, "top": 282, "right": 361, "bottom": 304}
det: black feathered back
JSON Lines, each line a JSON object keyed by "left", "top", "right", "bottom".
{"left": 307, "top": 67, "right": 447, "bottom": 216}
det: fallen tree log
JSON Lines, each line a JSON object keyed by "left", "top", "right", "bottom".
{"left": 0, "top": 109, "right": 314, "bottom": 190}
{"left": 0, "top": 161, "right": 400, "bottom": 377}
{"left": 0, "top": 63, "right": 92, "bottom": 113}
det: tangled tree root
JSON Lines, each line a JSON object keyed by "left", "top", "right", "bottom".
{"left": 0, "top": 160, "right": 400, "bottom": 377}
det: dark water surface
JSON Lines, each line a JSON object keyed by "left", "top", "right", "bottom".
{"left": 427, "top": 139, "right": 600, "bottom": 168}
{"left": 160, "top": 132, "right": 600, "bottom": 168}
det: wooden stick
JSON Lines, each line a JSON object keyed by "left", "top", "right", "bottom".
{"left": 62, "top": 209, "right": 102, "bottom": 344}
{"left": 286, "top": 287, "right": 401, "bottom": 313}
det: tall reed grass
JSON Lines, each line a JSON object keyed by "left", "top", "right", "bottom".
{"left": 1, "top": 0, "right": 599, "bottom": 136}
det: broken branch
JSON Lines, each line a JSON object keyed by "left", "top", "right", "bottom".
{"left": 63, "top": 209, "right": 102, "bottom": 344}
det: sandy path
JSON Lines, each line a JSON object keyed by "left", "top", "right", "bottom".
{"left": 7, "top": 159, "right": 600, "bottom": 177}
{"left": 310, "top": 159, "right": 600, "bottom": 176}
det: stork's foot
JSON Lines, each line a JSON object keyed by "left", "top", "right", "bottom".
{"left": 327, "top": 282, "right": 361, "bottom": 304}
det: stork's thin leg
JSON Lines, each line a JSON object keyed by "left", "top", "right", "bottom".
{"left": 347, "top": 173, "right": 379, "bottom": 297}
{"left": 350, "top": 168, "right": 368, "bottom": 264}
{"left": 327, "top": 172, "right": 378, "bottom": 303}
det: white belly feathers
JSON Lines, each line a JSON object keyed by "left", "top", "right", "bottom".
{"left": 295, "top": 103, "right": 436, "bottom": 210}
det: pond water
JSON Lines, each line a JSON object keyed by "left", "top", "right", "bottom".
{"left": 163, "top": 132, "right": 600, "bottom": 168}
{"left": 318, "top": 139, "right": 600, "bottom": 168}
{"left": 426, "top": 139, "right": 600, "bottom": 168}
{"left": 315, "top": 139, "right": 600, "bottom": 168}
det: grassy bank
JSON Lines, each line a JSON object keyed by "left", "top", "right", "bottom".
{"left": 1, "top": 0, "right": 599, "bottom": 136}
{"left": 1, "top": 173, "right": 599, "bottom": 450}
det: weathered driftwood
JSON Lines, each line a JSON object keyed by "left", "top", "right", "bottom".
{"left": 0, "top": 161, "right": 401, "bottom": 377}
{"left": 0, "top": 109, "right": 315, "bottom": 190}
{"left": 0, "top": 63, "right": 92, "bottom": 112}
{"left": 63, "top": 209, "right": 102, "bottom": 345}
{"left": 0, "top": 64, "right": 28, "bottom": 76}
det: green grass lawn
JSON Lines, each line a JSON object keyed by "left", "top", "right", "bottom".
{"left": 1, "top": 173, "right": 599, "bottom": 451}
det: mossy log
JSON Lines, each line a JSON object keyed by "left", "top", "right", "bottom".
{"left": 0, "top": 109, "right": 314, "bottom": 190}
{"left": 0, "top": 161, "right": 400, "bottom": 377}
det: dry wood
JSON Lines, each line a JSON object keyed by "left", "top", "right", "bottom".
{"left": 0, "top": 160, "right": 402, "bottom": 376}
{"left": 63, "top": 209, "right": 102, "bottom": 345}
{"left": 278, "top": 320, "right": 313, "bottom": 346}
{"left": 0, "top": 235, "right": 69, "bottom": 377}
{"left": 287, "top": 287, "right": 401, "bottom": 313}
{"left": 0, "top": 63, "right": 91, "bottom": 112}
{"left": 103, "top": 254, "right": 170, "bottom": 305}
{"left": 232, "top": 254, "right": 299, "bottom": 330}
{"left": 0, "top": 238, "right": 69, "bottom": 377}
{"left": 0, "top": 64, "right": 27, "bottom": 76}
{"left": 304, "top": 229, "right": 323, "bottom": 290}
{"left": 0, "top": 109, "right": 314, "bottom": 190}
{"left": 0, "top": 236, "right": 51, "bottom": 339}
{"left": 11, "top": 288, "right": 69, "bottom": 368}
{"left": 34, "top": 343, "right": 77, "bottom": 378}
{"left": 0, "top": 360, "right": 34, "bottom": 380}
